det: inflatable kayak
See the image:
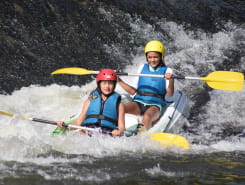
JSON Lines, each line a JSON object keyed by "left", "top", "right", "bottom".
{"left": 124, "top": 90, "right": 190, "bottom": 136}
{"left": 51, "top": 90, "right": 190, "bottom": 136}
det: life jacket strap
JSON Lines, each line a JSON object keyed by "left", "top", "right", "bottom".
{"left": 136, "top": 90, "right": 164, "bottom": 98}
{"left": 86, "top": 114, "right": 118, "bottom": 125}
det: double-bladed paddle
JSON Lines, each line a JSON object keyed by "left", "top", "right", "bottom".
{"left": 0, "top": 110, "right": 189, "bottom": 150}
{"left": 0, "top": 110, "right": 100, "bottom": 132}
{"left": 51, "top": 67, "right": 244, "bottom": 91}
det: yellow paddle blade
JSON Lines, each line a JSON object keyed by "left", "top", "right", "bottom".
{"left": 200, "top": 71, "right": 244, "bottom": 91}
{"left": 150, "top": 133, "right": 190, "bottom": 150}
{"left": 51, "top": 67, "right": 96, "bottom": 75}
{"left": 0, "top": 110, "right": 30, "bottom": 120}
{"left": 0, "top": 110, "right": 14, "bottom": 117}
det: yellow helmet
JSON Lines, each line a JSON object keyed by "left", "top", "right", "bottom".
{"left": 144, "top": 40, "right": 165, "bottom": 60}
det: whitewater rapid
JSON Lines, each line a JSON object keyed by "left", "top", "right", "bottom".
{"left": 0, "top": 11, "right": 244, "bottom": 162}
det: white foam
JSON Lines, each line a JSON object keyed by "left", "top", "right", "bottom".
{"left": 0, "top": 12, "right": 244, "bottom": 161}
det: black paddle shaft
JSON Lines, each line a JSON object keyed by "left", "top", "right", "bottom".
{"left": 116, "top": 72, "right": 128, "bottom": 76}
{"left": 31, "top": 118, "right": 68, "bottom": 128}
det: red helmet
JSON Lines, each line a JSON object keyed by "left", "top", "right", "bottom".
{"left": 96, "top": 69, "right": 117, "bottom": 82}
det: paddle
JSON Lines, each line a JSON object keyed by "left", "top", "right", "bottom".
{"left": 51, "top": 67, "right": 244, "bottom": 91}
{"left": 0, "top": 110, "right": 190, "bottom": 150}
{"left": 0, "top": 110, "right": 102, "bottom": 132}
{"left": 150, "top": 132, "right": 189, "bottom": 150}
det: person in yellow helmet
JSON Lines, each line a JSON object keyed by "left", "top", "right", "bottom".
{"left": 117, "top": 40, "right": 174, "bottom": 130}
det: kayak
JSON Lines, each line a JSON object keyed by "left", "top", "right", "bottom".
{"left": 51, "top": 90, "right": 190, "bottom": 136}
{"left": 0, "top": 91, "right": 190, "bottom": 150}
{"left": 123, "top": 90, "right": 190, "bottom": 136}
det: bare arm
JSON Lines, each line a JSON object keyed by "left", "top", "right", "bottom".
{"left": 117, "top": 77, "right": 137, "bottom": 95}
{"left": 165, "top": 73, "right": 174, "bottom": 97}
{"left": 73, "top": 98, "right": 90, "bottom": 126}
{"left": 112, "top": 103, "right": 125, "bottom": 136}
{"left": 56, "top": 98, "right": 90, "bottom": 128}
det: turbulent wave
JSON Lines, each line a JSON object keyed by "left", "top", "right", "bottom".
{"left": 0, "top": 2, "right": 245, "bottom": 184}
{"left": 0, "top": 0, "right": 244, "bottom": 157}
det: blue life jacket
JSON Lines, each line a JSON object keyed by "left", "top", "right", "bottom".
{"left": 83, "top": 90, "right": 121, "bottom": 130}
{"left": 134, "top": 64, "right": 168, "bottom": 105}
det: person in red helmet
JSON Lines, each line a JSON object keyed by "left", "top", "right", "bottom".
{"left": 57, "top": 69, "right": 125, "bottom": 136}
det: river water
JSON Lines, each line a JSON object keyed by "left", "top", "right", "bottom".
{"left": 0, "top": 0, "right": 245, "bottom": 184}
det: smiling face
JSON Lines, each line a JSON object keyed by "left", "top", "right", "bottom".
{"left": 146, "top": 51, "right": 161, "bottom": 68}
{"left": 99, "top": 80, "right": 116, "bottom": 96}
